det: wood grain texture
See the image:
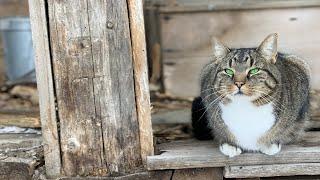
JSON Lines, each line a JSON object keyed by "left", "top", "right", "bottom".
{"left": 172, "top": 168, "right": 223, "bottom": 180}
{"left": 147, "top": 132, "right": 320, "bottom": 170}
{"left": 224, "top": 163, "right": 320, "bottom": 178}
{"left": 160, "top": 8, "right": 320, "bottom": 97}
{"left": 28, "top": 0, "right": 61, "bottom": 177}
{"left": 127, "top": 0, "right": 154, "bottom": 165}
{"left": 0, "top": 112, "right": 40, "bottom": 128}
{"left": 48, "top": 0, "right": 141, "bottom": 176}
{"left": 145, "top": 0, "right": 320, "bottom": 12}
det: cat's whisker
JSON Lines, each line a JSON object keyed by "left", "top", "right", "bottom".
{"left": 251, "top": 89, "right": 286, "bottom": 112}
{"left": 197, "top": 93, "right": 227, "bottom": 121}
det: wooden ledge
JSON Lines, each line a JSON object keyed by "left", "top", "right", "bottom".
{"left": 147, "top": 132, "right": 320, "bottom": 171}
{"left": 145, "top": 0, "right": 320, "bottom": 13}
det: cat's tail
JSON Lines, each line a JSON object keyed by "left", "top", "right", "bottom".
{"left": 191, "top": 96, "right": 213, "bottom": 140}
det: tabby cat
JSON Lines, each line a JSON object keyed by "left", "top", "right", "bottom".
{"left": 192, "top": 34, "right": 310, "bottom": 157}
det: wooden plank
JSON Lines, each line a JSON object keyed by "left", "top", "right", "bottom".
{"left": 147, "top": 132, "right": 320, "bottom": 170}
{"left": 127, "top": 0, "right": 154, "bottom": 165}
{"left": 224, "top": 163, "right": 320, "bottom": 178}
{"left": 172, "top": 168, "right": 223, "bottom": 180}
{"left": 0, "top": 133, "right": 42, "bottom": 149}
{"left": 28, "top": 0, "right": 61, "bottom": 177}
{"left": 145, "top": 0, "right": 320, "bottom": 13}
{"left": 0, "top": 0, "right": 29, "bottom": 17}
{"left": 0, "top": 112, "right": 40, "bottom": 128}
{"left": 48, "top": 0, "right": 141, "bottom": 176}
{"left": 160, "top": 8, "right": 320, "bottom": 97}
{"left": 144, "top": 7, "right": 163, "bottom": 91}
{"left": 60, "top": 171, "right": 174, "bottom": 180}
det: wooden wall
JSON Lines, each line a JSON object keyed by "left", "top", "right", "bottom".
{"left": 151, "top": 6, "right": 320, "bottom": 97}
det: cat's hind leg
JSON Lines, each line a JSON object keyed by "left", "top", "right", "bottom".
{"left": 219, "top": 143, "right": 242, "bottom": 157}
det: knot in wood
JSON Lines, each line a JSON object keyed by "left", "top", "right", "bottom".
{"left": 67, "top": 138, "right": 80, "bottom": 152}
{"left": 106, "top": 21, "right": 114, "bottom": 29}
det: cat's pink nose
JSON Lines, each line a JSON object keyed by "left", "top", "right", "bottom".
{"left": 234, "top": 81, "right": 245, "bottom": 88}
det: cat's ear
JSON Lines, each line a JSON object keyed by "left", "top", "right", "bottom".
{"left": 257, "top": 33, "right": 278, "bottom": 64}
{"left": 211, "top": 37, "right": 230, "bottom": 62}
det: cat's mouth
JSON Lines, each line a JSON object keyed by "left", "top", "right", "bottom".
{"left": 232, "top": 88, "right": 248, "bottom": 96}
{"left": 235, "top": 91, "right": 244, "bottom": 95}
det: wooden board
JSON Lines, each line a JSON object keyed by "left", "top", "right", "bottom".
{"left": 145, "top": 0, "right": 320, "bottom": 12}
{"left": 47, "top": 0, "right": 140, "bottom": 176}
{"left": 0, "top": 112, "right": 40, "bottom": 128}
{"left": 159, "top": 7, "right": 320, "bottom": 97}
{"left": 127, "top": 0, "right": 154, "bottom": 164}
{"left": 172, "top": 168, "right": 223, "bottom": 180}
{"left": 224, "top": 163, "right": 320, "bottom": 178}
{"left": 147, "top": 132, "right": 320, "bottom": 170}
{"left": 28, "top": 0, "right": 61, "bottom": 177}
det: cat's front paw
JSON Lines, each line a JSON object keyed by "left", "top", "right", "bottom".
{"left": 260, "top": 144, "right": 281, "bottom": 155}
{"left": 219, "top": 143, "right": 242, "bottom": 157}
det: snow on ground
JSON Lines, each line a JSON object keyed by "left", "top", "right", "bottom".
{"left": 0, "top": 126, "right": 41, "bottom": 134}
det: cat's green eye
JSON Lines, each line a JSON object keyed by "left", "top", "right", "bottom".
{"left": 249, "top": 68, "right": 260, "bottom": 75}
{"left": 225, "top": 68, "right": 234, "bottom": 76}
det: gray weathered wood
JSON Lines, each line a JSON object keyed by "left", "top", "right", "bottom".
{"left": 127, "top": 0, "right": 154, "bottom": 164}
{"left": 147, "top": 132, "right": 320, "bottom": 170}
{"left": 60, "top": 171, "right": 174, "bottom": 180}
{"left": 172, "top": 168, "right": 223, "bottom": 180}
{"left": 224, "top": 163, "right": 320, "bottom": 178}
{"left": 0, "top": 133, "right": 43, "bottom": 180}
{"left": 47, "top": 0, "right": 142, "bottom": 176}
{"left": 28, "top": 0, "right": 61, "bottom": 177}
{"left": 145, "top": 0, "right": 320, "bottom": 12}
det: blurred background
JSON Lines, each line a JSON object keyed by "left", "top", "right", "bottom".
{"left": 0, "top": 0, "right": 40, "bottom": 135}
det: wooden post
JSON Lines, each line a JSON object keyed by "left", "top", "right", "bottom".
{"left": 29, "top": 0, "right": 153, "bottom": 177}
{"left": 127, "top": 0, "right": 154, "bottom": 164}
{"left": 28, "top": 0, "right": 61, "bottom": 177}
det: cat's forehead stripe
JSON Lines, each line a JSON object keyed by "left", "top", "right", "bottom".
{"left": 229, "top": 50, "right": 254, "bottom": 67}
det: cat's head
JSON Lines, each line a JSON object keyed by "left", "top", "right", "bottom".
{"left": 211, "top": 33, "right": 279, "bottom": 99}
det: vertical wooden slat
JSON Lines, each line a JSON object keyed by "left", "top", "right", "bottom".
{"left": 28, "top": 0, "right": 61, "bottom": 177}
{"left": 47, "top": 1, "right": 105, "bottom": 176}
{"left": 127, "top": 0, "right": 154, "bottom": 164}
{"left": 47, "top": 0, "right": 142, "bottom": 176}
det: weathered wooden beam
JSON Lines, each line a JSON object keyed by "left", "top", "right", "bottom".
{"left": 172, "top": 168, "right": 223, "bottom": 180}
{"left": 28, "top": 0, "right": 61, "bottom": 177}
{"left": 127, "top": 0, "right": 154, "bottom": 164}
{"left": 32, "top": 0, "right": 150, "bottom": 177}
{"left": 145, "top": 0, "right": 320, "bottom": 13}
{"left": 224, "top": 163, "right": 320, "bottom": 178}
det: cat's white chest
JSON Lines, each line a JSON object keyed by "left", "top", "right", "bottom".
{"left": 219, "top": 96, "right": 275, "bottom": 150}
